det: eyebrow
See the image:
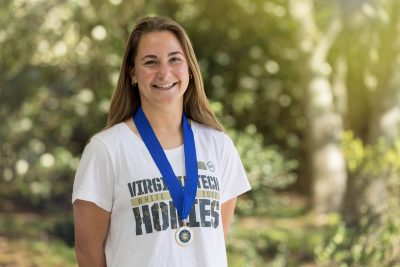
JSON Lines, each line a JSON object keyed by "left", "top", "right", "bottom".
{"left": 141, "top": 51, "right": 184, "bottom": 61}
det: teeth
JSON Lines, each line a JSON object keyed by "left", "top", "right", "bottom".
{"left": 154, "top": 83, "right": 175, "bottom": 88}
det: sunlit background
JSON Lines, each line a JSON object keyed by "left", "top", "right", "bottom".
{"left": 1, "top": 0, "right": 399, "bottom": 266}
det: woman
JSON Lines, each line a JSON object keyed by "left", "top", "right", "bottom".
{"left": 72, "top": 16, "right": 250, "bottom": 267}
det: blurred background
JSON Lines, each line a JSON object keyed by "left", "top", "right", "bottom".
{"left": 1, "top": 0, "right": 399, "bottom": 266}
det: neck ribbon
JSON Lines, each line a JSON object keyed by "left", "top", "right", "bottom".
{"left": 133, "top": 106, "right": 198, "bottom": 221}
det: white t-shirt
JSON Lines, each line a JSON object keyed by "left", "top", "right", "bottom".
{"left": 72, "top": 121, "right": 251, "bottom": 267}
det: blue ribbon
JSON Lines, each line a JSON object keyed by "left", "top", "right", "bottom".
{"left": 134, "top": 106, "right": 198, "bottom": 220}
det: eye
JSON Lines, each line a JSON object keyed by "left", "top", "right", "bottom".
{"left": 144, "top": 60, "right": 157, "bottom": 65}
{"left": 170, "top": 57, "right": 182, "bottom": 63}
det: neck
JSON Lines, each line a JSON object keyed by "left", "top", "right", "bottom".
{"left": 140, "top": 103, "right": 183, "bottom": 133}
{"left": 138, "top": 103, "right": 184, "bottom": 150}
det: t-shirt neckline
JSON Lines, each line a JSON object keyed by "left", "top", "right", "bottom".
{"left": 120, "top": 121, "right": 196, "bottom": 156}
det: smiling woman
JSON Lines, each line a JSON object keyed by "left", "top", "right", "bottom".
{"left": 72, "top": 16, "right": 251, "bottom": 267}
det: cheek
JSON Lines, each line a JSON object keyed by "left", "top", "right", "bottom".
{"left": 175, "top": 64, "right": 189, "bottom": 77}
{"left": 136, "top": 68, "right": 155, "bottom": 81}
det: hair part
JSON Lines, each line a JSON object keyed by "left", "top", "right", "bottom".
{"left": 106, "top": 16, "right": 224, "bottom": 131}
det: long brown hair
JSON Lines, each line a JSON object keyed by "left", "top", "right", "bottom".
{"left": 106, "top": 16, "right": 224, "bottom": 131}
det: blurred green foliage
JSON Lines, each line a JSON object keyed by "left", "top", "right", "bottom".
{"left": 1, "top": 0, "right": 301, "bottom": 209}
{"left": 0, "top": 212, "right": 76, "bottom": 266}
{"left": 315, "top": 217, "right": 400, "bottom": 267}
{"left": 228, "top": 124, "right": 298, "bottom": 216}
{"left": 1, "top": 0, "right": 301, "bottom": 265}
{"left": 342, "top": 131, "right": 400, "bottom": 181}
{"left": 313, "top": 132, "right": 400, "bottom": 266}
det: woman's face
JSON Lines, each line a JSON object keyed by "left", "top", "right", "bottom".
{"left": 131, "top": 31, "right": 190, "bottom": 110}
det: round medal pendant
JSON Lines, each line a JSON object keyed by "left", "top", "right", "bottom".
{"left": 175, "top": 225, "right": 193, "bottom": 246}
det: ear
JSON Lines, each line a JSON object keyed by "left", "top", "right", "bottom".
{"left": 129, "top": 67, "right": 137, "bottom": 83}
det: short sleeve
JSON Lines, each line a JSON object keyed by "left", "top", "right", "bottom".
{"left": 219, "top": 134, "right": 251, "bottom": 204}
{"left": 72, "top": 137, "right": 116, "bottom": 212}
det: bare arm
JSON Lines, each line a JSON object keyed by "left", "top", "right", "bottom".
{"left": 221, "top": 197, "right": 237, "bottom": 240}
{"left": 73, "top": 200, "right": 110, "bottom": 267}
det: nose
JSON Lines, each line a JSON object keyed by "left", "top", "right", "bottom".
{"left": 156, "top": 61, "right": 170, "bottom": 80}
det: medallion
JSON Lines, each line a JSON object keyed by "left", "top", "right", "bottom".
{"left": 175, "top": 222, "right": 193, "bottom": 247}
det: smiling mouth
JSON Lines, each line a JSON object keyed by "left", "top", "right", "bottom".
{"left": 152, "top": 82, "right": 178, "bottom": 90}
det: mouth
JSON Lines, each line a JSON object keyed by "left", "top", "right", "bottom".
{"left": 152, "top": 82, "right": 179, "bottom": 90}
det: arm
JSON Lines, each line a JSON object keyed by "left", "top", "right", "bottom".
{"left": 73, "top": 200, "right": 110, "bottom": 267}
{"left": 221, "top": 197, "right": 237, "bottom": 241}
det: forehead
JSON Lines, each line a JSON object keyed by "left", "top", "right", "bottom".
{"left": 136, "top": 31, "right": 184, "bottom": 56}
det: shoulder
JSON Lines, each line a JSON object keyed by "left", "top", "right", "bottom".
{"left": 191, "top": 121, "right": 234, "bottom": 149}
{"left": 89, "top": 122, "right": 128, "bottom": 150}
{"left": 192, "top": 121, "right": 226, "bottom": 140}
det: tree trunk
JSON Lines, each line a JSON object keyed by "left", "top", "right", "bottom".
{"left": 289, "top": 0, "right": 347, "bottom": 214}
{"left": 344, "top": 0, "right": 400, "bottom": 224}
